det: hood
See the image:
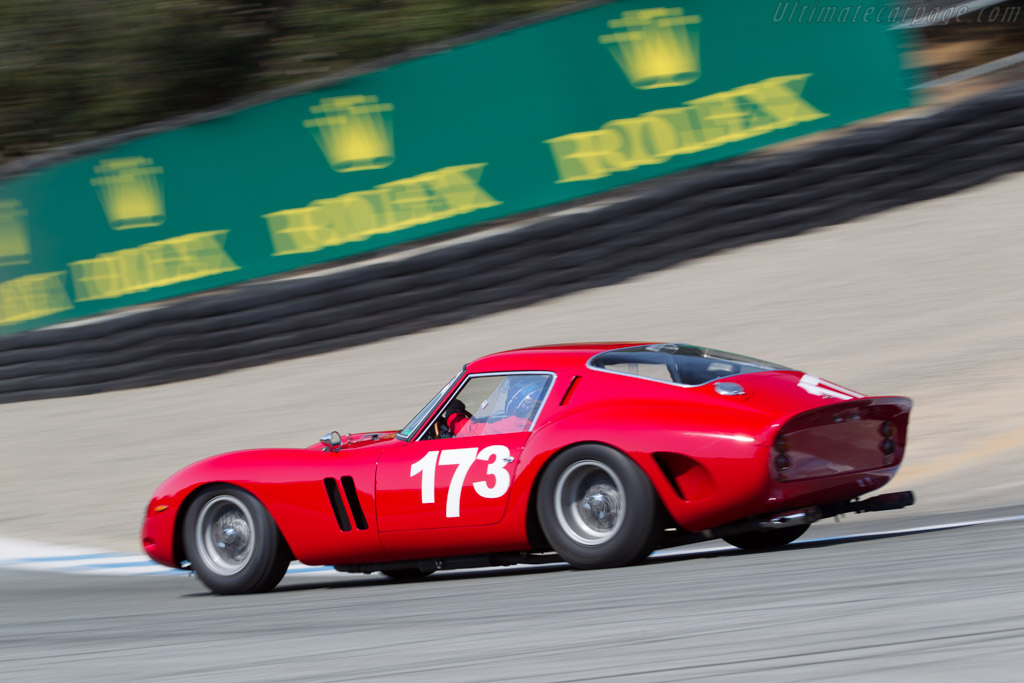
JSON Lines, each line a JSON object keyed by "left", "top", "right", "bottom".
{"left": 306, "top": 430, "right": 399, "bottom": 451}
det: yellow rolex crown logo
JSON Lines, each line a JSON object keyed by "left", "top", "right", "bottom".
{"left": 0, "top": 199, "right": 32, "bottom": 265}
{"left": 304, "top": 95, "right": 395, "bottom": 173}
{"left": 600, "top": 7, "right": 702, "bottom": 90}
{"left": 91, "top": 157, "right": 166, "bottom": 230}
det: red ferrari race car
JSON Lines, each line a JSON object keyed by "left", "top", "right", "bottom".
{"left": 142, "top": 343, "right": 914, "bottom": 594}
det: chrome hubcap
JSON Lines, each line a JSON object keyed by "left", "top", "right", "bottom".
{"left": 195, "top": 494, "right": 255, "bottom": 575}
{"left": 554, "top": 460, "right": 625, "bottom": 545}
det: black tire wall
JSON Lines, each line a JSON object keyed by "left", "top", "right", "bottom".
{"left": 2, "top": 81, "right": 1023, "bottom": 403}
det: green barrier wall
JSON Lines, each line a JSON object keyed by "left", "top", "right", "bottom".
{"left": 0, "top": 0, "right": 914, "bottom": 332}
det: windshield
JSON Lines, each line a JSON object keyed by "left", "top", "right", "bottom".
{"left": 396, "top": 370, "right": 462, "bottom": 440}
{"left": 590, "top": 344, "right": 788, "bottom": 387}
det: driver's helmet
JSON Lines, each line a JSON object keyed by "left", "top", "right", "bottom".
{"left": 505, "top": 376, "right": 547, "bottom": 419}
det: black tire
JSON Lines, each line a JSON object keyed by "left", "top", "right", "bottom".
{"left": 183, "top": 486, "right": 292, "bottom": 595}
{"left": 537, "top": 444, "right": 657, "bottom": 569}
{"left": 722, "top": 524, "right": 810, "bottom": 551}
{"left": 381, "top": 568, "right": 436, "bottom": 581}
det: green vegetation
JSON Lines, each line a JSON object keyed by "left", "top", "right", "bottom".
{"left": 0, "top": 0, "right": 574, "bottom": 163}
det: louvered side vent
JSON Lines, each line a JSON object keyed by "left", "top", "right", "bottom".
{"left": 323, "top": 478, "right": 352, "bottom": 532}
{"left": 341, "top": 476, "right": 369, "bottom": 530}
{"left": 560, "top": 376, "right": 581, "bottom": 405}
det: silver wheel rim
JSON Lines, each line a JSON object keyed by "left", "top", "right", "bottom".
{"left": 195, "top": 494, "right": 256, "bottom": 576}
{"left": 553, "top": 459, "right": 625, "bottom": 545}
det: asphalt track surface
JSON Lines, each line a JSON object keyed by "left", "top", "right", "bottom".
{"left": 2, "top": 508, "right": 1023, "bottom": 682}
{"left": 2, "top": 171, "right": 1024, "bottom": 680}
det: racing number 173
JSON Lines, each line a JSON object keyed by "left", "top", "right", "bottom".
{"left": 410, "top": 445, "right": 513, "bottom": 518}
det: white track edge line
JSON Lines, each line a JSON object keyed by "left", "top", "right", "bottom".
{"left": 0, "top": 514, "right": 1020, "bottom": 578}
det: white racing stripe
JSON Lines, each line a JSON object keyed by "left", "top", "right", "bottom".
{"left": 1, "top": 513, "right": 1021, "bottom": 579}
{"left": 796, "top": 374, "right": 864, "bottom": 401}
{"left": 797, "top": 513, "right": 1024, "bottom": 545}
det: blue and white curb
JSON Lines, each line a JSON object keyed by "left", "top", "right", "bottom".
{"left": 0, "top": 534, "right": 736, "bottom": 578}
{"left": 0, "top": 536, "right": 339, "bottom": 578}
{"left": 0, "top": 536, "right": 172, "bottom": 576}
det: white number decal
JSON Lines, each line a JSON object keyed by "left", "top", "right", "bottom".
{"left": 409, "top": 445, "right": 515, "bottom": 517}
{"left": 438, "top": 448, "right": 478, "bottom": 518}
{"left": 474, "top": 445, "right": 512, "bottom": 499}
{"left": 410, "top": 450, "right": 438, "bottom": 504}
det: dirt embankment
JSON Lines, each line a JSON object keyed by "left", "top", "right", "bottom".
{"left": 2, "top": 172, "right": 1022, "bottom": 552}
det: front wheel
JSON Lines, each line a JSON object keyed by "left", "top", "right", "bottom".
{"left": 722, "top": 524, "right": 810, "bottom": 551}
{"left": 183, "top": 486, "right": 292, "bottom": 594}
{"left": 537, "top": 445, "right": 657, "bottom": 569}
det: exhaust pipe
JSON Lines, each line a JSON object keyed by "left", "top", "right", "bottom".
{"left": 821, "top": 490, "right": 916, "bottom": 517}
{"left": 758, "top": 507, "right": 822, "bottom": 529}
{"left": 700, "top": 490, "right": 916, "bottom": 541}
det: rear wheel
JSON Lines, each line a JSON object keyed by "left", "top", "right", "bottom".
{"left": 537, "top": 445, "right": 657, "bottom": 569}
{"left": 722, "top": 524, "right": 810, "bottom": 551}
{"left": 183, "top": 486, "right": 291, "bottom": 594}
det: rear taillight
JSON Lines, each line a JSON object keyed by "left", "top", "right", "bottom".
{"left": 879, "top": 421, "right": 897, "bottom": 464}
{"left": 774, "top": 435, "right": 791, "bottom": 473}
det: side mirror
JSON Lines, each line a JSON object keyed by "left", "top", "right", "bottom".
{"left": 320, "top": 431, "right": 344, "bottom": 451}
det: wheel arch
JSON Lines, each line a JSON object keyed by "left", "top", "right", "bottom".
{"left": 173, "top": 481, "right": 295, "bottom": 567}
{"left": 523, "top": 440, "right": 671, "bottom": 550}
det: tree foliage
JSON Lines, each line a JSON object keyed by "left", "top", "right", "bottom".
{"left": 0, "top": 0, "right": 571, "bottom": 163}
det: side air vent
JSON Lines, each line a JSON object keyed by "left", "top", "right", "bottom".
{"left": 560, "top": 376, "right": 581, "bottom": 405}
{"left": 323, "top": 476, "right": 369, "bottom": 532}
{"left": 341, "top": 476, "right": 368, "bottom": 530}
{"left": 323, "top": 478, "right": 352, "bottom": 532}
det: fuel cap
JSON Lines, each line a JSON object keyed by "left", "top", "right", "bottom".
{"left": 714, "top": 381, "right": 746, "bottom": 396}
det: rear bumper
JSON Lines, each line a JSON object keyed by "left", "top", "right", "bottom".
{"left": 771, "top": 396, "right": 912, "bottom": 483}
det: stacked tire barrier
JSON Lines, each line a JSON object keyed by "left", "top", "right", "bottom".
{"left": 1, "top": 80, "right": 1023, "bottom": 403}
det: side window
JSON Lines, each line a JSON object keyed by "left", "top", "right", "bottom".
{"left": 602, "top": 361, "right": 673, "bottom": 382}
{"left": 424, "top": 374, "right": 552, "bottom": 440}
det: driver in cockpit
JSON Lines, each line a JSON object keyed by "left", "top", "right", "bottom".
{"left": 444, "top": 376, "right": 546, "bottom": 438}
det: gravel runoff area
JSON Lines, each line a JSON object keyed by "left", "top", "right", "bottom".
{"left": 2, "top": 172, "right": 1022, "bottom": 554}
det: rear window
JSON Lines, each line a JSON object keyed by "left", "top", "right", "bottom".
{"left": 590, "top": 344, "right": 788, "bottom": 387}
